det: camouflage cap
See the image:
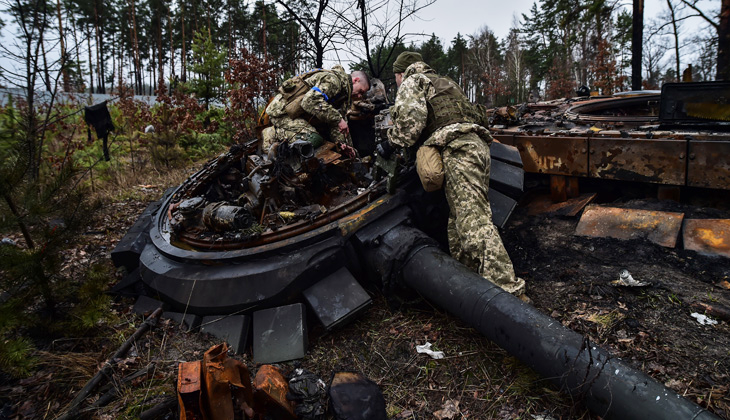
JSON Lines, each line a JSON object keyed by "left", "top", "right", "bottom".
{"left": 393, "top": 51, "right": 423, "bottom": 73}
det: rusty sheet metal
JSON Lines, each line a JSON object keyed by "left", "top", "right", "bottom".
{"left": 202, "top": 343, "right": 255, "bottom": 420}
{"left": 575, "top": 205, "right": 684, "bottom": 247}
{"left": 178, "top": 361, "right": 203, "bottom": 420}
{"left": 315, "top": 141, "right": 342, "bottom": 165}
{"left": 687, "top": 140, "right": 730, "bottom": 189}
{"left": 254, "top": 365, "right": 295, "bottom": 419}
{"left": 528, "top": 193, "right": 596, "bottom": 216}
{"left": 588, "top": 137, "right": 687, "bottom": 185}
{"left": 495, "top": 134, "right": 588, "bottom": 176}
{"left": 682, "top": 219, "right": 730, "bottom": 258}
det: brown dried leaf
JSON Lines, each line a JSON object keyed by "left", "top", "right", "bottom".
{"left": 433, "top": 399, "right": 459, "bottom": 420}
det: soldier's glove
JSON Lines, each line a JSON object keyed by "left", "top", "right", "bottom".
{"left": 376, "top": 141, "right": 395, "bottom": 159}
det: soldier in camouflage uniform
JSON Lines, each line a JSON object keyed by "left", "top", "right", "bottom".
{"left": 262, "top": 65, "right": 370, "bottom": 152}
{"left": 387, "top": 52, "right": 525, "bottom": 296}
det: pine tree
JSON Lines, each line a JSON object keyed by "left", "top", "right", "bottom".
{"left": 189, "top": 29, "right": 227, "bottom": 109}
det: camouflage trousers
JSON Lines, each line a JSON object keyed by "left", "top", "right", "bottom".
{"left": 261, "top": 115, "right": 350, "bottom": 152}
{"left": 442, "top": 133, "right": 524, "bottom": 295}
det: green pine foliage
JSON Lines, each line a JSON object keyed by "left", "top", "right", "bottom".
{"left": 0, "top": 337, "right": 37, "bottom": 378}
{"left": 63, "top": 263, "right": 117, "bottom": 334}
{"left": 189, "top": 29, "right": 228, "bottom": 109}
{"left": 0, "top": 98, "right": 102, "bottom": 378}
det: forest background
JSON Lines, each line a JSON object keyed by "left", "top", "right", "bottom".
{"left": 0, "top": 0, "right": 725, "bottom": 414}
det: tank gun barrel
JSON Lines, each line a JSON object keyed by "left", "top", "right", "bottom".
{"left": 358, "top": 219, "right": 719, "bottom": 420}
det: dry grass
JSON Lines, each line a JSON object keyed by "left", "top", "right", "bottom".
{"left": 302, "top": 296, "right": 594, "bottom": 419}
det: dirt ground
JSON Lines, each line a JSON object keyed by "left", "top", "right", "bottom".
{"left": 2, "top": 175, "right": 729, "bottom": 420}
{"left": 501, "top": 181, "right": 730, "bottom": 418}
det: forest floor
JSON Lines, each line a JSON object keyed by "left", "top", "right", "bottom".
{"left": 1, "top": 166, "right": 729, "bottom": 420}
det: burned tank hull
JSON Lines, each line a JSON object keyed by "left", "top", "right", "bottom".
{"left": 138, "top": 179, "right": 417, "bottom": 315}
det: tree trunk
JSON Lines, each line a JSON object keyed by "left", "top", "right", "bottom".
{"left": 87, "top": 27, "right": 95, "bottom": 94}
{"left": 168, "top": 5, "right": 175, "bottom": 78}
{"left": 182, "top": 2, "right": 187, "bottom": 83}
{"left": 128, "top": 0, "right": 142, "bottom": 93}
{"left": 632, "top": 0, "right": 644, "bottom": 90}
{"left": 152, "top": 44, "right": 156, "bottom": 94}
{"left": 718, "top": 0, "right": 730, "bottom": 80}
{"left": 262, "top": 3, "right": 267, "bottom": 58}
{"left": 71, "top": 12, "right": 82, "bottom": 91}
{"left": 666, "top": 0, "right": 681, "bottom": 82}
{"left": 94, "top": 5, "right": 102, "bottom": 93}
{"left": 94, "top": 2, "right": 106, "bottom": 93}
{"left": 110, "top": 31, "right": 116, "bottom": 93}
{"left": 40, "top": 29, "right": 51, "bottom": 91}
{"left": 157, "top": 18, "right": 163, "bottom": 89}
{"left": 56, "top": 0, "right": 69, "bottom": 92}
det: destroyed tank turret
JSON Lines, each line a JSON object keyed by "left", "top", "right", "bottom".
{"left": 111, "top": 80, "right": 722, "bottom": 420}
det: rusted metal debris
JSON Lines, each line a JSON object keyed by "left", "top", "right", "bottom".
{"left": 491, "top": 82, "right": 730, "bottom": 190}
{"left": 177, "top": 344, "right": 390, "bottom": 420}
{"left": 253, "top": 365, "right": 295, "bottom": 419}
{"left": 575, "top": 205, "right": 684, "bottom": 248}
{"left": 682, "top": 219, "right": 730, "bottom": 258}
{"left": 178, "top": 343, "right": 297, "bottom": 420}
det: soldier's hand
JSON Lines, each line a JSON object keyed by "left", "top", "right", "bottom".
{"left": 336, "top": 142, "right": 357, "bottom": 159}
{"left": 338, "top": 118, "right": 350, "bottom": 136}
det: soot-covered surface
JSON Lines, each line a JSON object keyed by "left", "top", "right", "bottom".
{"left": 500, "top": 188, "right": 730, "bottom": 417}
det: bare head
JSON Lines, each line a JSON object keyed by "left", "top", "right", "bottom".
{"left": 351, "top": 70, "right": 371, "bottom": 101}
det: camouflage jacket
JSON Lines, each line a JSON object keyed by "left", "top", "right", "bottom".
{"left": 388, "top": 62, "right": 491, "bottom": 148}
{"left": 266, "top": 65, "right": 351, "bottom": 127}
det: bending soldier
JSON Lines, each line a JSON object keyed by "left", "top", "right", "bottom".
{"left": 261, "top": 65, "right": 370, "bottom": 153}
{"left": 386, "top": 51, "right": 526, "bottom": 298}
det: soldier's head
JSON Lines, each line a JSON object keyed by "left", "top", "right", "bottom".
{"left": 350, "top": 71, "right": 371, "bottom": 101}
{"left": 393, "top": 51, "right": 423, "bottom": 87}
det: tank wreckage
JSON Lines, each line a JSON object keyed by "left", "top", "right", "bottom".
{"left": 112, "top": 81, "right": 729, "bottom": 420}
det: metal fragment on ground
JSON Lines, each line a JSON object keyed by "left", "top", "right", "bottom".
{"left": 528, "top": 193, "right": 597, "bottom": 216}
{"left": 253, "top": 365, "right": 295, "bottom": 419}
{"left": 611, "top": 269, "right": 650, "bottom": 287}
{"left": 575, "top": 205, "right": 684, "bottom": 247}
{"left": 253, "top": 303, "right": 307, "bottom": 364}
{"left": 177, "top": 361, "right": 203, "bottom": 420}
{"left": 202, "top": 343, "right": 254, "bottom": 420}
{"left": 682, "top": 219, "right": 730, "bottom": 258}
{"left": 302, "top": 267, "right": 372, "bottom": 330}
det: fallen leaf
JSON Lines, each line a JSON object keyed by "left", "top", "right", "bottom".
{"left": 433, "top": 399, "right": 459, "bottom": 420}
{"left": 665, "top": 379, "right": 684, "bottom": 389}
{"left": 395, "top": 410, "right": 414, "bottom": 419}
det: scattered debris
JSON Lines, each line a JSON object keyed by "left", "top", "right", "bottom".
{"left": 56, "top": 307, "right": 163, "bottom": 420}
{"left": 287, "top": 369, "right": 327, "bottom": 420}
{"left": 690, "top": 312, "right": 718, "bottom": 326}
{"left": 690, "top": 301, "right": 730, "bottom": 322}
{"left": 612, "top": 269, "right": 650, "bottom": 287}
{"left": 416, "top": 342, "right": 445, "bottom": 359}
{"left": 1, "top": 237, "right": 17, "bottom": 246}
